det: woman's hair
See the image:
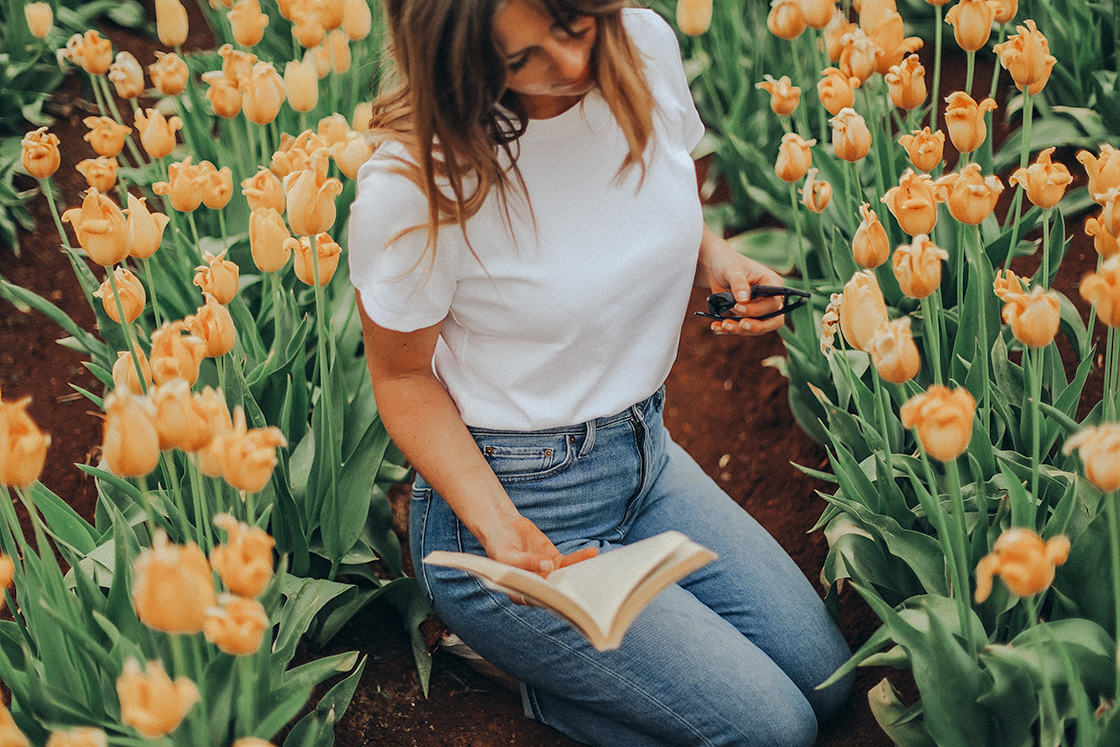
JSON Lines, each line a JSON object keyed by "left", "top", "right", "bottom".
{"left": 369, "top": 0, "right": 655, "bottom": 260}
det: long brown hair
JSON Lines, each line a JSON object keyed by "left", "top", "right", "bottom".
{"left": 369, "top": 0, "right": 655, "bottom": 261}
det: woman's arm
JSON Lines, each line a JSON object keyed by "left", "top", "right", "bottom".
{"left": 694, "top": 223, "right": 787, "bottom": 336}
{"left": 357, "top": 293, "right": 596, "bottom": 574}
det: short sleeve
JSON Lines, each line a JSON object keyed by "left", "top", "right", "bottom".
{"left": 347, "top": 147, "right": 460, "bottom": 332}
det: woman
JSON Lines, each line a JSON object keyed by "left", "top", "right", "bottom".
{"left": 348, "top": 1, "right": 853, "bottom": 744}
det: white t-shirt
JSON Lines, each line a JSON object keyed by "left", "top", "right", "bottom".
{"left": 348, "top": 8, "right": 705, "bottom": 431}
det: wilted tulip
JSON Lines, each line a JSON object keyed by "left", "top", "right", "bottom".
{"left": 153, "top": 157, "right": 206, "bottom": 212}
{"left": 974, "top": 528, "right": 1069, "bottom": 603}
{"left": 229, "top": 0, "right": 269, "bottom": 46}
{"left": 852, "top": 203, "right": 889, "bottom": 269}
{"left": 331, "top": 130, "right": 373, "bottom": 179}
{"left": 882, "top": 170, "right": 939, "bottom": 236}
{"left": 869, "top": 317, "right": 921, "bottom": 384}
{"left": 1009, "top": 147, "right": 1071, "bottom": 209}
{"left": 193, "top": 251, "right": 239, "bottom": 304}
{"left": 24, "top": 3, "right": 52, "bottom": 38}
{"left": 65, "top": 31, "right": 113, "bottom": 75}
{"left": 800, "top": 167, "right": 832, "bottom": 213}
{"left": 935, "top": 163, "right": 1004, "bottom": 225}
{"left": 817, "top": 67, "right": 860, "bottom": 116}
{"left": 893, "top": 234, "right": 948, "bottom": 298}
{"left": 767, "top": 0, "right": 806, "bottom": 39}
{"left": 76, "top": 156, "right": 119, "bottom": 193}
{"left": 100, "top": 391, "right": 160, "bottom": 478}
{"left": 149, "top": 51, "right": 189, "bottom": 96}
{"left": 211, "top": 512, "right": 275, "bottom": 596}
{"left": 993, "top": 20, "right": 1056, "bottom": 94}
{"left": 819, "top": 292, "right": 842, "bottom": 354}
{"left": 132, "top": 530, "right": 217, "bottom": 633}
{"left": 199, "top": 161, "right": 234, "bottom": 210}
{"left": 134, "top": 108, "right": 182, "bottom": 160}
{"left": 125, "top": 194, "right": 169, "bottom": 260}
{"left": 284, "top": 153, "right": 344, "bottom": 236}
{"left": 1080, "top": 255, "right": 1120, "bottom": 327}
{"left": 148, "top": 320, "right": 207, "bottom": 386}
{"left": 1077, "top": 144, "right": 1120, "bottom": 204}
{"left": 94, "top": 267, "right": 146, "bottom": 323}
{"left": 249, "top": 208, "right": 294, "bottom": 272}
{"left": 838, "top": 270, "right": 888, "bottom": 352}
{"left": 944, "top": 92, "right": 997, "bottom": 154}
{"left": 1086, "top": 214, "right": 1120, "bottom": 259}
{"left": 108, "top": 52, "right": 145, "bottom": 99}
{"left": 242, "top": 62, "right": 286, "bottom": 125}
{"left": 116, "top": 658, "right": 200, "bottom": 739}
{"left": 20, "top": 127, "right": 60, "bottom": 179}
{"left": 1063, "top": 424, "right": 1120, "bottom": 493}
{"left": 774, "top": 132, "right": 815, "bottom": 183}
{"left": 112, "top": 348, "right": 152, "bottom": 395}
{"left": 0, "top": 397, "right": 51, "bottom": 488}
{"left": 900, "top": 384, "right": 975, "bottom": 462}
{"left": 155, "top": 0, "right": 189, "bottom": 47}
{"left": 1000, "top": 285, "right": 1061, "bottom": 348}
{"left": 822, "top": 10, "right": 855, "bottom": 62}
{"left": 45, "top": 726, "right": 107, "bottom": 747}
{"left": 342, "top": 0, "right": 373, "bottom": 39}
{"left": 204, "top": 594, "right": 271, "bottom": 655}
{"left": 290, "top": 232, "right": 342, "bottom": 285}
{"left": 885, "top": 54, "right": 926, "bottom": 110}
{"left": 186, "top": 293, "right": 237, "bottom": 357}
{"left": 284, "top": 53, "right": 319, "bottom": 113}
{"left": 61, "top": 189, "right": 131, "bottom": 266}
{"left": 837, "top": 28, "right": 880, "bottom": 82}
{"left": 756, "top": 75, "right": 800, "bottom": 117}
{"left": 82, "top": 117, "right": 131, "bottom": 159}
{"left": 216, "top": 408, "right": 287, "bottom": 493}
{"left": 945, "top": 0, "right": 995, "bottom": 51}
{"left": 830, "top": 107, "right": 871, "bottom": 162}
{"left": 898, "top": 127, "right": 945, "bottom": 173}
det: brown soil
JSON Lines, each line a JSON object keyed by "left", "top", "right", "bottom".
{"left": 0, "top": 6, "right": 1106, "bottom": 746}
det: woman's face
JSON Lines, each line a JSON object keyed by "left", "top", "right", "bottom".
{"left": 492, "top": 0, "right": 598, "bottom": 118}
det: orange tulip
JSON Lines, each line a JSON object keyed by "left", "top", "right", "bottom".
{"left": 819, "top": 292, "right": 842, "bottom": 354}
{"left": 885, "top": 54, "right": 926, "bottom": 110}
{"left": 149, "top": 379, "right": 213, "bottom": 452}
{"left": 352, "top": 101, "right": 373, "bottom": 132}
{"left": 193, "top": 251, "right": 239, "bottom": 304}
{"left": 94, "top": 267, "right": 146, "bottom": 323}
{"left": 882, "top": 170, "right": 940, "bottom": 237}
{"left": 112, "top": 348, "right": 152, "bottom": 395}
{"left": 830, "top": 107, "right": 871, "bottom": 162}
{"left": 82, "top": 116, "right": 132, "bottom": 159}
{"left": 974, "top": 528, "right": 1069, "bottom": 603}
{"left": 945, "top": 0, "right": 995, "bottom": 52}
{"left": 817, "top": 67, "right": 860, "bottom": 116}
{"left": 756, "top": 75, "right": 800, "bottom": 117}
{"left": 1080, "top": 255, "right": 1120, "bottom": 327}
{"left": 196, "top": 388, "right": 235, "bottom": 478}
{"left": 291, "top": 8, "right": 327, "bottom": 48}
{"left": 108, "top": 51, "right": 145, "bottom": 99}
{"left": 1086, "top": 214, "right": 1120, "bottom": 259}
{"left": 1077, "top": 144, "right": 1120, "bottom": 204}
{"left": 767, "top": 0, "right": 806, "bottom": 39}
{"left": 0, "top": 554, "right": 12, "bottom": 588}
{"left": 774, "top": 132, "right": 815, "bottom": 183}
{"left": 862, "top": 9, "right": 922, "bottom": 75}
{"left": 800, "top": 0, "right": 838, "bottom": 29}
{"left": 149, "top": 51, "right": 189, "bottom": 96}
{"left": 186, "top": 293, "right": 237, "bottom": 358}
{"left": 211, "top": 512, "right": 275, "bottom": 597}
{"left": 229, "top": 0, "right": 269, "bottom": 46}
{"left": 100, "top": 391, "right": 160, "bottom": 477}
{"left": 20, "top": 127, "right": 60, "bottom": 179}
{"left": 1103, "top": 189, "right": 1120, "bottom": 238}
{"left": 900, "top": 384, "right": 975, "bottom": 462}
{"left": 219, "top": 43, "right": 258, "bottom": 86}
{"left": 284, "top": 53, "right": 320, "bottom": 113}
{"left": 45, "top": 726, "right": 107, "bottom": 747}
{"left": 193, "top": 161, "right": 232, "bottom": 211}
{"left": 148, "top": 320, "right": 207, "bottom": 386}
{"left": 1009, "top": 147, "right": 1071, "bottom": 209}
{"left": 342, "top": 0, "right": 373, "bottom": 39}
{"left": 943, "top": 91, "right": 997, "bottom": 154}
{"left": 993, "top": 268, "right": 1029, "bottom": 301}
{"left": 242, "top": 167, "right": 286, "bottom": 213}
{"left": 64, "top": 31, "right": 112, "bottom": 75}
{"left": 676, "top": 0, "right": 712, "bottom": 35}
{"left": 1000, "top": 285, "right": 1060, "bottom": 348}
{"left": 232, "top": 739, "right": 275, "bottom": 747}
{"left": 898, "top": 127, "right": 945, "bottom": 173}
{"left": 284, "top": 153, "right": 343, "bottom": 236}
{"left": 249, "top": 208, "right": 294, "bottom": 272}
{"left": 290, "top": 232, "right": 342, "bottom": 285}
{"left": 869, "top": 317, "right": 921, "bottom": 384}
{"left": 270, "top": 130, "right": 326, "bottom": 177}
{"left": 214, "top": 408, "right": 287, "bottom": 492}
{"left": 132, "top": 530, "right": 217, "bottom": 633}
{"left": 116, "top": 658, "right": 200, "bottom": 739}
{"left": 838, "top": 270, "right": 888, "bottom": 352}
{"left": 202, "top": 70, "right": 243, "bottom": 118}
{"left": 822, "top": 10, "right": 855, "bottom": 62}
{"left": 331, "top": 130, "right": 373, "bottom": 180}
{"left": 993, "top": 20, "right": 1056, "bottom": 94}
{"left": 153, "top": 157, "right": 207, "bottom": 212}
{"left": 1063, "top": 424, "right": 1120, "bottom": 493}
{"left": 155, "top": 0, "right": 189, "bottom": 47}
{"left": 935, "top": 162, "right": 1004, "bottom": 225}
{"left": 126, "top": 194, "right": 170, "bottom": 260}
{"left": 204, "top": 594, "right": 271, "bottom": 655}
{"left": 0, "top": 702, "right": 29, "bottom": 747}
{"left": 0, "top": 397, "right": 51, "bottom": 488}
{"left": 852, "top": 203, "right": 889, "bottom": 269}
{"left": 314, "top": 30, "right": 352, "bottom": 75}
{"left": 134, "top": 108, "right": 182, "bottom": 160}
{"left": 800, "top": 167, "right": 832, "bottom": 214}
{"left": 991, "top": 0, "right": 1018, "bottom": 23}
{"left": 838, "top": 28, "right": 880, "bottom": 83}
{"left": 893, "top": 234, "right": 948, "bottom": 299}
{"left": 24, "top": 3, "right": 52, "bottom": 38}
{"left": 61, "top": 189, "right": 131, "bottom": 266}
{"left": 76, "top": 156, "right": 119, "bottom": 193}
{"left": 241, "top": 62, "right": 287, "bottom": 125}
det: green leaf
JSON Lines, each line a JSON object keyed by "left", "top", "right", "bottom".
{"left": 867, "top": 678, "right": 936, "bottom": 747}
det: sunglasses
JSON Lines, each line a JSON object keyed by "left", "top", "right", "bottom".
{"left": 694, "top": 286, "right": 810, "bottom": 322}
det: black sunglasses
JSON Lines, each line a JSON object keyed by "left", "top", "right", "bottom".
{"left": 694, "top": 286, "right": 810, "bottom": 322}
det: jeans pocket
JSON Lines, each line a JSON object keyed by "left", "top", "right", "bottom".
{"left": 476, "top": 434, "right": 576, "bottom": 485}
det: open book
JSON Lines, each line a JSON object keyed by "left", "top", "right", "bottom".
{"left": 423, "top": 531, "right": 717, "bottom": 651}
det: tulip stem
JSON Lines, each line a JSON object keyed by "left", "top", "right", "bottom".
{"left": 871, "top": 371, "right": 895, "bottom": 480}
{"left": 1042, "top": 207, "right": 1052, "bottom": 288}
{"left": 969, "top": 225, "right": 992, "bottom": 438}
{"left": 965, "top": 51, "right": 975, "bottom": 99}
{"left": 787, "top": 182, "right": 810, "bottom": 287}
{"left": 93, "top": 75, "right": 147, "bottom": 171}
{"left": 311, "top": 237, "right": 340, "bottom": 580}
{"left": 187, "top": 458, "right": 214, "bottom": 553}
{"left": 930, "top": 5, "right": 943, "bottom": 133}
{"left": 920, "top": 294, "right": 943, "bottom": 385}
{"left": 169, "top": 633, "right": 208, "bottom": 746}
{"left": 187, "top": 211, "right": 202, "bottom": 251}
{"left": 1004, "top": 92, "right": 1034, "bottom": 272}
{"left": 142, "top": 261, "right": 165, "bottom": 328}
{"left": 39, "top": 178, "right": 73, "bottom": 251}
{"left": 1028, "top": 345, "right": 1043, "bottom": 528}
{"left": 918, "top": 450, "right": 971, "bottom": 643}
{"left": 945, "top": 456, "right": 975, "bottom": 645}
{"left": 1104, "top": 491, "right": 1120, "bottom": 706}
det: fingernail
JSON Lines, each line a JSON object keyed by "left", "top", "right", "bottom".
{"left": 540, "top": 560, "right": 554, "bottom": 573}
{"left": 736, "top": 290, "right": 750, "bottom": 302}
{"left": 740, "top": 321, "right": 752, "bottom": 331}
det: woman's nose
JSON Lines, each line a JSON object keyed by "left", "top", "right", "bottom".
{"left": 550, "top": 44, "right": 587, "bottom": 83}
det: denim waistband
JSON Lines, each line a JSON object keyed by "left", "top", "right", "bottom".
{"left": 466, "top": 386, "right": 665, "bottom": 440}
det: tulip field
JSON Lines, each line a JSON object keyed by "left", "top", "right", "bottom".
{"left": 1, "top": 0, "right": 1119, "bottom": 744}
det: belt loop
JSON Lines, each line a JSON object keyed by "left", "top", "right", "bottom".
{"left": 578, "top": 419, "right": 596, "bottom": 458}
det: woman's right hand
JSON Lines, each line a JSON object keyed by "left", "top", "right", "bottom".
{"left": 485, "top": 516, "right": 599, "bottom": 578}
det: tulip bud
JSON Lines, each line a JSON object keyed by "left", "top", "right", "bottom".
{"left": 676, "top": 0, "right": 713, "bottom": 35}
{"left": 1076, "top": 145, "right": 1120, "bottom": 204}
{"left": 290, "top": 232, "right": 342, "bottom": 285}
{"left": 199, "top": 161, "right": 234, "bottom": 210}
{"left": 1009, "top": 147, "right": 1071, "bottom": 210}
{"left": 101, "top": 391, "right": 160, "bottom": 477}
{"left": 242, "top": 62, "right": 287, "bottom": 125}
{"left": 800, "top": 168, "right": 832, "bottom": 214}
{"left": 852, "top": 203, "right": 889, "bottom": 269}
{"left": 108, "top": 51, "right": 145, "bottom": 99}
{"left": 20, "top": 127, "right": 60, "bottom": 179}
{"left": 284, "top": 154, "right": 344, "bottom": 236}
{"left": 943, "top": 91, "right": 997, "bottom": 154}
{"left": 229, "top": 0, "right": 269, "bottom": 46}
{"left": 974, "top": 528, "right": 1069, "bottom": 603}
{"left": 945, "top": 0, "right": 994, "bottom": 52}
{"left": 0, "top": 397, "right": 51, "bottom": 488}
{"left": 211, "top": 512, "right": 275, "bottom": 596}
{"left": 61, "top": 189, "right": 131, "bottom": 266}
{"left": 24, "top": 3, "right": 53, "bottom": 38}
{"left": 153, "top": 157, "right": 206, "bottom": 213}
{"left": 186, "top": 293, "right": 237, "bottom": 357}
{"left": 993, "top": 20, "right": 1056, "bottom": 94}
{"left": 822, "top": 10, "right": 855, "bottom": 62}
{"left": 65, "top": 31, "right": 113, "bottom": 75}
{"left": 838, "top": 270, "right": 888, "bottom": 352}
{"left": 882, "top": 170, "right": 939, "bottom": 237}
{"left": 898, "top": 127, "right": 945, "bottom": 173}
{"left": 331, "top": 130, "right": 373, "bottom": 179}
{"left": 1063, "top": 424, "right": 1120, "bottom": 493}
{"left": 134, "top": 108, "right": 182, "bottom": 160}
{"left": 242, "top": 167, "right": 286, "bottom": 213}
{"left": 838, "top": 28, "right": 880, "bottom": 83}
{"left": 829, "top": 107, "right": 871, "bottom": 162}
{"left": 767, "top": 0, "right": 806, "bottom": 39}
{"left": 1000, "top": 285, "right": 1060, "bottom": 348}
{"left": 125, "top": 194, "right": 170, "bottom": 260}
{"left": 193, "top": 251, "right": 239, "bottom": 304}
{"left": 900, "top": 385, "right": 975, "bottom": 462}
{"left": 885, "top": 54, "right": 926, "bottom": 111}
{"left": 148, "top": 320, "right": 207, "bottom": 386}
{"left": 45, "top": 726, "right": 107, "bottom": 747}
{"left": 116, "top": 658, "right": 200, "bottom": 739}
{"left": 817, "top": 67, "right": 860, "bottom": 116}
{"left": 249, "top": 208, "right": 294, "bottom": 272}
{"left": 76, "top": 156, "right": 119, "bottom": 193}
{"left": 342, "top": 0, "right": 373, "bottom": 39}
{"left": 869, "top": 317, "right": 921, "bottom": 384}
{"left": 774, "top": 132, "right": 815, "bottom": 183}
{"left": 149, "top": 51, "right": 189, "bottom": 96}
{"left": 112, "top": 349, "right": 152, "bottom": 395}
{"left": 935, "top": 162, "right": 1004, "bottom": 225}
{"left": 284, "top": 52, "right": 320, "bottom": 113}
{"left": 155, "top": 0, "right": 190, "bottom": 47}
{"left": 756, "top": 75, "right": 800, "bottom": 117}
{"left": 1086, "top": 214, "right": 1120, "bottom": 259}
{"left": 94, "top": 267, "right": 146, "bottom": 323}
{"left": 204, "top": 594, "right": 271, "bottom": 655}
{"left": 893, "top": 234, "right": 948, "bottom": 298}
{"left": 1080, "top": 255, "right": 1120, "bottom": 327}
{"left": 82, "top": 117, "right": 131, "bottom": 159}
{"left": 217, "top": 408, "right": 287, "bottom": 493}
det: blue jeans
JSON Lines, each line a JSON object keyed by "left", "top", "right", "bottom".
{"left": 410, "top": 388, "right": 853, "bottom": 747}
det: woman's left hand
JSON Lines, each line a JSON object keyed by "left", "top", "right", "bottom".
{"left": 695, "top": 225, "right": 787, "bottom": 336}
